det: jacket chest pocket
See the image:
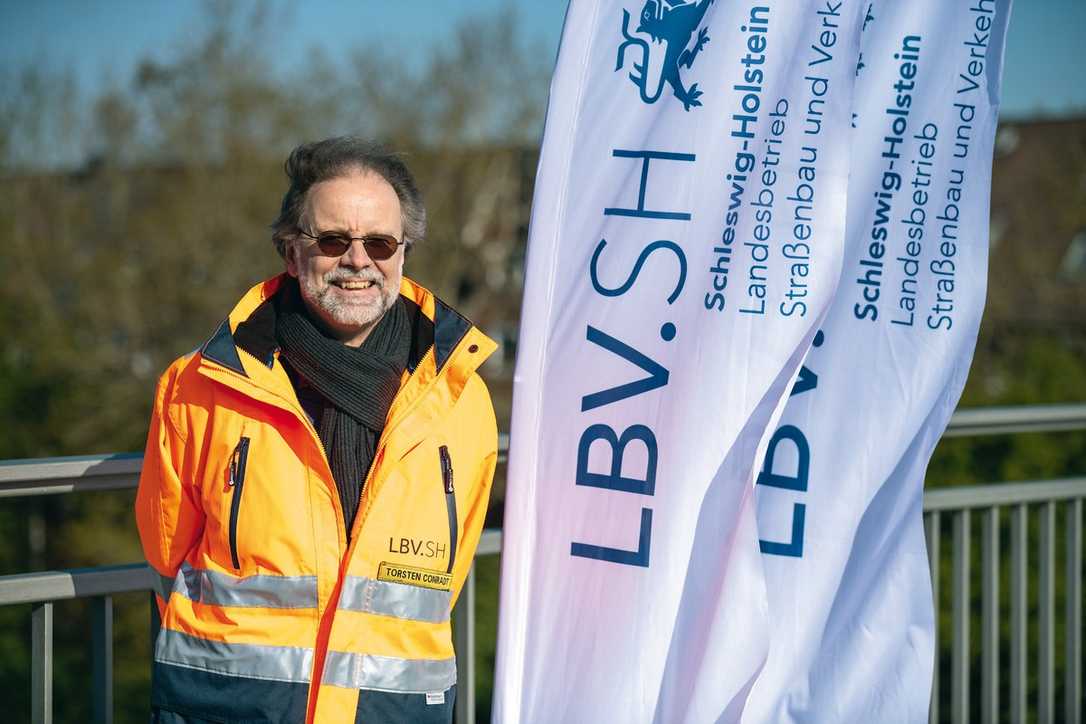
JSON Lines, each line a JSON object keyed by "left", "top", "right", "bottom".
{"left": 198, "top": 419, "right": 317, "bottom": 578}
{"left": 225, "top": 436, "right": 251, "bottom": 570}
{"left": 368, "top": 443, "right": 460, "bottom": 576}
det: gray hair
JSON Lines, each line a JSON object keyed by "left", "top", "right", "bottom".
{"left": 271, "top": 137, "right": 426, "bottom": 258}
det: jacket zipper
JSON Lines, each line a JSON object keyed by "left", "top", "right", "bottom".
{"left": 227, "top": 436, "right": 251, "bottom": 570}
{"left": 438, "top": 445, "right": 457, "bottom": 574}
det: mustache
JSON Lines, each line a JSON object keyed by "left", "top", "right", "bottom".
{"left": 323, "top": 268, "right": 384, "bottom": 284}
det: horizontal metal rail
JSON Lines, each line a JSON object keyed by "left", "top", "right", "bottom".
{"left": 4, "top": 404, "right": 1076, "bottom": 499}
{"left": 940, "top": 403, "right": 1086, "bottom": 437}
{"left": 0, "top": 453, "right": 143, "bottom": 498}
{"left": 923, "top": 477, "right": 1086, "bottom": 511}
{"left": 0, "top": 406, "right": 1082, "bottom": 499}
{"left": 0, "top": 475, "right": 1072, "bottom": 607}
{"left": 0, "top": 437, "right": 511, "bottom": 499}
{"left": 0, "top": 563, "right": 156, "bottom": 606}
{"left": 9, "top": 471, "right": 1076, "bottom": 602}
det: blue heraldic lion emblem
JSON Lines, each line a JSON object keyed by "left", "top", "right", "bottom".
{"left": 617, "top": 0, "right": 715, "bottom": 110}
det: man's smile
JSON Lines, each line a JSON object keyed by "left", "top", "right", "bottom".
{"left": 333, "top": 279, "right": 378, "bottom": 291}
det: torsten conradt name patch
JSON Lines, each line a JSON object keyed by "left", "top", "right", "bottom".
{"left": 377, "top": 562, "right": 452, "bottom": 591}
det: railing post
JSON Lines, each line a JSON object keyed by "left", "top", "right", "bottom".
{"left": 32, "top": 601, "right": 53, "bottom": 724}
{"left": 1067, "top": 498, "right": 1082, "bottom": 724}
{"left": 981, "top": 506, "right": 999, "bottom": 723}
{"left": 925, "top": 510, "right": 940, "bottom": 724}
{"left": 952, "top": 510, "right": 970, "bottom": 724}
{"left": 92, "top": 596, "right": 114, "bottom": 724}
{"left": 453, "top": 563, "right": 476, "bottom": 724}
{"left": 1010, "top": 504, "right": 1028, "bottom": 724}
{"left": 1038, "top": 502, "right": 1055, "bottom": 724}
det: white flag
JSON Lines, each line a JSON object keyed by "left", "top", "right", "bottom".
{"left": 746, "top": 1, "right": 1012, "bottom": 721}
{"left": 495, "top": 2, "right": 863, "bottom": 721}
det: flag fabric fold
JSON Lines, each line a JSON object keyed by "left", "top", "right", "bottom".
{"left": 746, "top": 1, "right": 1012, "bottom": 721}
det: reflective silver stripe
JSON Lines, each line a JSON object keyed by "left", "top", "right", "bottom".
{"left": 174, "top": 562, "right": 318, "bottom": 609}
{"left": 322, "top": 650, "right": 456, "bottom": 693}
{"left": 155, "top": 629, "right": 313, "bottom": 683}
{"left": 337, "top": 576, "right": 451, "bottom": 623}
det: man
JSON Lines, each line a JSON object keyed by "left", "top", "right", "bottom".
{"left": 136, "top": 137, "right": 497, "bottom": 724}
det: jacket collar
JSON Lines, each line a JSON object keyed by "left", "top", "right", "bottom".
{"left": 200, "top": 273, "right": 487, "bottom": 380}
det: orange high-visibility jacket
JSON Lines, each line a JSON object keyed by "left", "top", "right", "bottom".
{"left": 135, "top": 274, "right": 497, "bottom": 724}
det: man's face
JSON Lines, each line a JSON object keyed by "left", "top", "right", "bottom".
{"left": 286, "top": 171, "right": 405, "bottom": 347}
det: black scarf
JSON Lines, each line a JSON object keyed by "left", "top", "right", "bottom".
{"left": 275, "top": 281, "right": 410, "bottom": 535}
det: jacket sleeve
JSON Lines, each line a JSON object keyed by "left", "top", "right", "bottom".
{"left": 135, "top": 365, "right": 205, "bottom": 613}
{"left": 448, "top": 373, "right": 498, "bottom": 608}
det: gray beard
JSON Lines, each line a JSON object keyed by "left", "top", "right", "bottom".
{"left": 299, "top": 269, "right": 396, "bottom": 330}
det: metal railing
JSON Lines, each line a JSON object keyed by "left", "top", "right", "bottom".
{"left": 0, "top": 405, "right": 1083, "bottom": 724}
{"left": 924, "top": 481, "right": 1084, "bottom": 724}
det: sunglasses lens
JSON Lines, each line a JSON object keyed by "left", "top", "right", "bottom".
{"left": 363, "top": 237, "right": 398, "bottom": 260}
{"left": 316, "top": 234, "right": 351, "bottom": 256}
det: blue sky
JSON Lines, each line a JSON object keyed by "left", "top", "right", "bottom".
{"left": 0, "top": 0, "right": 1082, "bottom": 119}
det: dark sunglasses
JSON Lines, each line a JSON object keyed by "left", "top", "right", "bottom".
{"left": 297, "top": 230, "right": 401, "bottom": 261}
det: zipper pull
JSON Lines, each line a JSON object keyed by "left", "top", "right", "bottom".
{"left": 439, "top": 445, "right": 454, "bottom": 494}
{"left": 228, "top": 444, "right": 240, "bottom": 487}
